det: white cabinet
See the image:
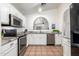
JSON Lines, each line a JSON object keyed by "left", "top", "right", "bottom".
{"left": 63, "top": 42, "right": 71, "bottom": 56}
{"left": 0, "top": 5, "right": 10, "bottom": 25}
{"left": 1, "top": 40, "right": 17, "bottom": 56}
{"left": 27, "top": 34, "right": 46, "bottom": 45}
{"left": 62, "top": 7, "right": 71, "bottom": 56}
{"left": 62, "top": 38, "right": 71, "bottom": 56}
{"left": 5, "top": 47, "right": 17, "bottom": 56}
{"left": 55, "top": 34, "right": 62, "bottom": 45}
{"left": 63, "top": 8, "right": 70, "bottom": 38}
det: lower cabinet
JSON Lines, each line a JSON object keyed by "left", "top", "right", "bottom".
{"left": 4, "top": 47, "right": 17, "bottom": 56}
{"left": 55, "top": 34, "right": 62, "bottom": 45}
{"left": 62, "top": 38, "right": 71, "bottom": 56}
{"left": 1, "top": 40, "right": 17, "bottom": 56}
{"left": 27, "top": 34, "right": 46, "bottom": 45}
{"left": 63, "top": 42, "right": 71, "bottom": 56}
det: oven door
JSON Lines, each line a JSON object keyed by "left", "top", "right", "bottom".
{"left": 18, "top": 35, "right": 27, "bottom": 56}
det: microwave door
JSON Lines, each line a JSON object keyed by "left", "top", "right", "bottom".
{"left": 10, "top": 14, "right": 22, "bottom": 27}
{"left": 13, "top": 19, "right": 21, "bottom": 27}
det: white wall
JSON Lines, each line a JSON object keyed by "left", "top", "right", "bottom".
{"left": 25, "top": 9, "right": 61, "bottom": 31}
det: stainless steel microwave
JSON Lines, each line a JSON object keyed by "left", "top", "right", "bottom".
{"left": 9, "top": 14, "right": 22, "bottom": 27}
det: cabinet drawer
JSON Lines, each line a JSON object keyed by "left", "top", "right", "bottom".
{"left": 4, "top": 46, "right": 17, "bottom": 56}
{"left": 1, "top": 40, "right": 17, "bottom": 53}
{"left": 63, "top": 43, "right": 71, "bottom": 56}
{"left": 63, "top": 38, "right": 71, "bottom": 47}
{"left": 1, "top": 46, "right": 17, "bottom": 56}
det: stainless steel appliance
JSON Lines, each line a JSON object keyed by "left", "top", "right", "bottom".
{"left": 70, "top": 3, "right": 79, "bottom": 56}
{"left": 18, "top": 34, "right": 26, "bottom": 56}
{"left": 17, "top": 30, "right": 27, "bottom": 56}
{"left": 9, "top": 14, "right": 22, "bottom": 27}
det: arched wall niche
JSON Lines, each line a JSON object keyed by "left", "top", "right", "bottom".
{"left": 33, "top": 17, "right": 49, "bottom": 30}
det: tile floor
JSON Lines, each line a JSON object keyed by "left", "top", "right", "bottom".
{"left": 24, "top": 45, "right": 63, "bottom": 56}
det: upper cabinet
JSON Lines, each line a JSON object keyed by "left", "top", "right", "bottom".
{"left": 63, "top": 8, "right": 70, "bottom": 38}
{"left": 0, "top": 4, "right": 23, "bottom": 28}
{"left": 0, "top": 5, "right": 10, "bottom": 26}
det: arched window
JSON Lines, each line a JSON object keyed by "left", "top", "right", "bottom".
{"left": 33, "top": 17, "right": 49, "bottom": 30}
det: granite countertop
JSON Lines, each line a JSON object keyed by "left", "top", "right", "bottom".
{"left": 27, "top": 31, "right": 61, "bottom": 34}
{"left": 2, "top": 37, "right": 17, "bottom": 46}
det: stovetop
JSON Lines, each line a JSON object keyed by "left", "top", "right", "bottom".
{"left": 17, "top": 32, "right": 27, "bottom": 37}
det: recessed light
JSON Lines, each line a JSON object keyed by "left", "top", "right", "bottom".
{"left": 38, "top": 7, "right": 42, "bottom": 12}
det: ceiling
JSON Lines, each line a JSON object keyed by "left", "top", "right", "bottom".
{"left": 12, "top": 3, "right": 61, "bottom": 15}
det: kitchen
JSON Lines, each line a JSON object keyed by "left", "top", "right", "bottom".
{"left": 0, "top": 3, "right": 78, "bottom": 56}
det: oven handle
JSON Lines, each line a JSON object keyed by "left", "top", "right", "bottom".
{"left": 18, "top": 34, "right": 26, "bottom": 38}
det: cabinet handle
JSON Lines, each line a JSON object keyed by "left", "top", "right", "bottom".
{"left": 10, "top": 43, "right": 14, "bottom": 47}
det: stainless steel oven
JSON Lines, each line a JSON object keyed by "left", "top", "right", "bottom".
{"left": 18, "top": 34, "right": 27, "bottom": 56}
{"left": 70, "top": 3, "right": 79, "bottom": 56}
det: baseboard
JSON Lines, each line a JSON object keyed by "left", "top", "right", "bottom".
{"left": 47, "top": 44, "right": 55, "bottom": 46}
{"left": 28, "top": 44, "right": 46, "bottom": 46}
{"left": 28, "top": 44, "right": 62, "bottom": 46}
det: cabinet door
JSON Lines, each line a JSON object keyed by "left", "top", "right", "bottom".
{"left": 63, "top": 38, "right": 71, "bottom": 56}
{"left": 63, "top": 43, "right": 71, "bottom": 56}
{"left": 5, "top": 47, "right": 17, "bottom": 56}
{"left": 1, "top": 5, "right": 10, "bottom": 25}
{"left": 63, "top": 8, "right": 70, "bottom": 38}
{"left": 1, "top": 40, "right": 17, "bottom": 56}
{"left": 55, "top": 34, "right": 62, "bottom": 45}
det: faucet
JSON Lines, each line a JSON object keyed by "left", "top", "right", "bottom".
{"left": 40, "top": 29, "right": 41, "bottom": 33}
